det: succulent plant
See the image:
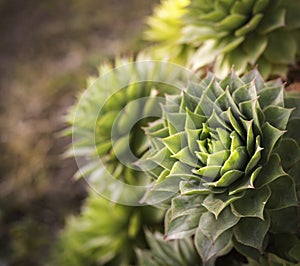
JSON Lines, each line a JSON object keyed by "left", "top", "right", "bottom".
{"left": 143, "top": 0, "right": 191, "bottom": 64}
{"left": 138, "top": 69, "right": 300, "bottom": 264}
{"left": 57, "top": 56, "right": 197, "bottom": 265}
{"left": 136, "top": 231, "right": 201, "bottom": 266}
{"left": 145, "top": 0, "right": 300, "bottom": 78}
{"left": 51, "top": 193, "right": 163, "bottom": 266}
{"left": 66, "top": 55, "right": 194, "bottom": 203}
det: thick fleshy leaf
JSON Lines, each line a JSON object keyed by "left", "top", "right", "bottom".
{"left": 235, "top": 14, "right": 264, "bottom": 36}
{"left": 275, "top": 138, "right": 300, "bottom": 171}
{"left": 264, "top": 31, "right": 297, "bottom": 64}
{"left": 232, "top": 236, "right": 262, "bottom": 261}
{"left": 180, "top": 180, "right": 226, "bottom": 195}
{"left": 234, "top": 215, "right": 270, "bottom": 251}
{"left": 261, "top": 122, "right": 285, "bottom": 162}
{"left": 258, "top": 86, "right": 284, "bottom": 109}
{"left": 231, "top": 186, "right": 271, "bottom": 219}
{"left": 254, "top": 154, "right": 287, "bottom": 188}
{"left": 268, "top": 207, "right": 298, "bottom": 234}
{"left": 229, "top": 167, "right": 262, "bottom": 195}
{"left": 258, "top": 8, "right": 286, "bottom": 34}
{"left": 163, "top": 132, "right": 187, "bottom": 155}
{"left": 221, "top": 146, "right": 248, "bottom": 174}
{"left": 172, "top": 147, "right": 199, "bottom": 168}
{"left": 195, "top": 227, "right": 233, "bottom": 264}
{"left": 263, "top": 106, "right": 293, "bottom": 130}
{"left": 171, "top": 195, "right": 205, "bottom": 220}
{"left": 266, "top": 176, "right": 298, "bottom": 210}
{"left": 199, "top": 207, "right": 239, "bottom": 242}
{"left": 165, "top": 208, "right": 203, "bottom": 240}
{"left": 202, "top": 192, "right": 244, "bottom": 219}
{"left": 205, "top": 170, "right": 244, "bottom": 187}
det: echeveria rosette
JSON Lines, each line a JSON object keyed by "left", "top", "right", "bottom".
{"left": 139, "top": 69, "right": 300, "bottom": 264}
{"left": 186, "top": 0, "right": 300, "bottom": 78}
{"left": 51, "top": 193, "right": 163, "bottom": 266}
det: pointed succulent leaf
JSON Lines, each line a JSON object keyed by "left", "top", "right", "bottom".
{"left": 233, "top": 215, "right": 270, "bottom": 251}
{"left": 268, "top": 207, "right": 298, "bottom": 234}
{"left": 195, "top": 227, "right": 233, "bottom": 264}
{"left": 199, "top": 207, "right": 239, "bottom": 242}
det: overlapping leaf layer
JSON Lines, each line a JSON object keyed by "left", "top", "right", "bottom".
{"left": 139, "top": 70, "right": 300, "bottom": 264}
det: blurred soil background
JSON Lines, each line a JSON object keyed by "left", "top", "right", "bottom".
{"left": 0, "top": 0, "right": 157, "bottom": 265}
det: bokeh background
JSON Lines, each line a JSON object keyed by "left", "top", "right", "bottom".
{"left": 0, "top": 1, "right": 158, "bottom": 265}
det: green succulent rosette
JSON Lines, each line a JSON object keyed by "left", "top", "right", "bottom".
{"left": 66, "top": 55, "right": 195, "bottom": 204}
{"left": 146, "top": 0, "right": 300, "bottom": 78}
{"left": 139, "top": 69, "right": 300, "bottom": 264}
{"left": 51, "top": 193, "right": 163, "bottom": 266}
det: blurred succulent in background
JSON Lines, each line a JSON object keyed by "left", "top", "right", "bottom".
{"left": 66, "top": 54, "right": 195, "bottom": 203}
{"left": 143, "top": 0, "right": 191, "bottom": 64}
{"left": 145, "top": 0, "right": 300, "bottom": 78}
{"left": 138, "top": 69, "right": 300, "bottom": 264}
{"left": 51, "top": 193, "right": 163, "bottom": 266}
{"left": 55, "top": 56, "right": 198, "bottom": 265}
{"left": 136, "top": 230, "right": 201, "bottom": 266}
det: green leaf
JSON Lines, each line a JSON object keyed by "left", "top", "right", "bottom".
{"left": 258, "top": 8, "right": 286, "bottom": 34}
{"left": 235, "top": 14, "right": 264, "bottom": 36}
{"left": 229, "top": 166, "right": 262, "bottom": 195}
{"left": 245, "top": 144, "right": 263, "bottom": 175}
{"left": 255, "top": 154, "right": 287, "bottom": 188}
{"left": 171, "top": 195, "right": 205, "bottom": 220}
{"left": 172, "top": 147, "right": 199, "bottom": 168}
{"left": 221, "top": 146, "right": 248, "bottom": 174}
{"left": 180, "top": 181, "right": 225, "bottom": 195}
{"left": 202, "top": 192, "right": 244, "bottom": 219}
{"left": 195, "top": 227, "right": 233, "bottom": 264}
{"left": 231, "top": 186, "right": 271, "bottom": 219}
{"left": 243, "top": 34, "right": 268, "bottom": 64}
{"left": 168, "top": 161, "right": 194, "bottom": 179}
{"left": 261, "top": 122, "right": 285, "bottom": 162}
{"left": 266, "top": 176, "right": 298, "bottom": 210}
{"left": 193, "top": 165, "right": 221, "bottom": 180}
{"left": 253, "top": 0, "right": 269, "bottom": 14}
{"left": 165, "top": 207, "right": 203, "bottom": 240}
{"left": 233, "top": 215, "right": 270, "bottom": 251}
{"left": 286, "top": 118, "right": 300, "bottom": 145}
{"left": 268, "top": 207, "right": 298, "bottom": 234}
{"left": 205, "top": 170, "right": 244, "bottom": 187}
{"left": 264, "top": 106, "right": 293, "bottom": 130}
{"left": 165, "top": 113, "right": 187, "bottom": 133}
{"left": 199, "top": 207, "right": 239, "bottom": 242}
{"left": 275, "top": 138, "right": 300, "bottom": 171}
{"left": 258, "top": 86, "right": 284, "bottom": 109}
{"left": 264, "top": 31, "right": 297, "bottom": 64}
{"left": 232, "top": 236, "right": 262, "bottom": 261}
{"left": 163, "top": 132, "right": 187, "bottom": 155}
{"left": 218, "top": 14, "right": 247, "bottom": 31}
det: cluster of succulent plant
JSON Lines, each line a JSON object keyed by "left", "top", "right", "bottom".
{"left": 145, "top": 0, "right": 300, "bottom": 78}
{"left": 55, "top": 1, "right": 300, "bottom": 265}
